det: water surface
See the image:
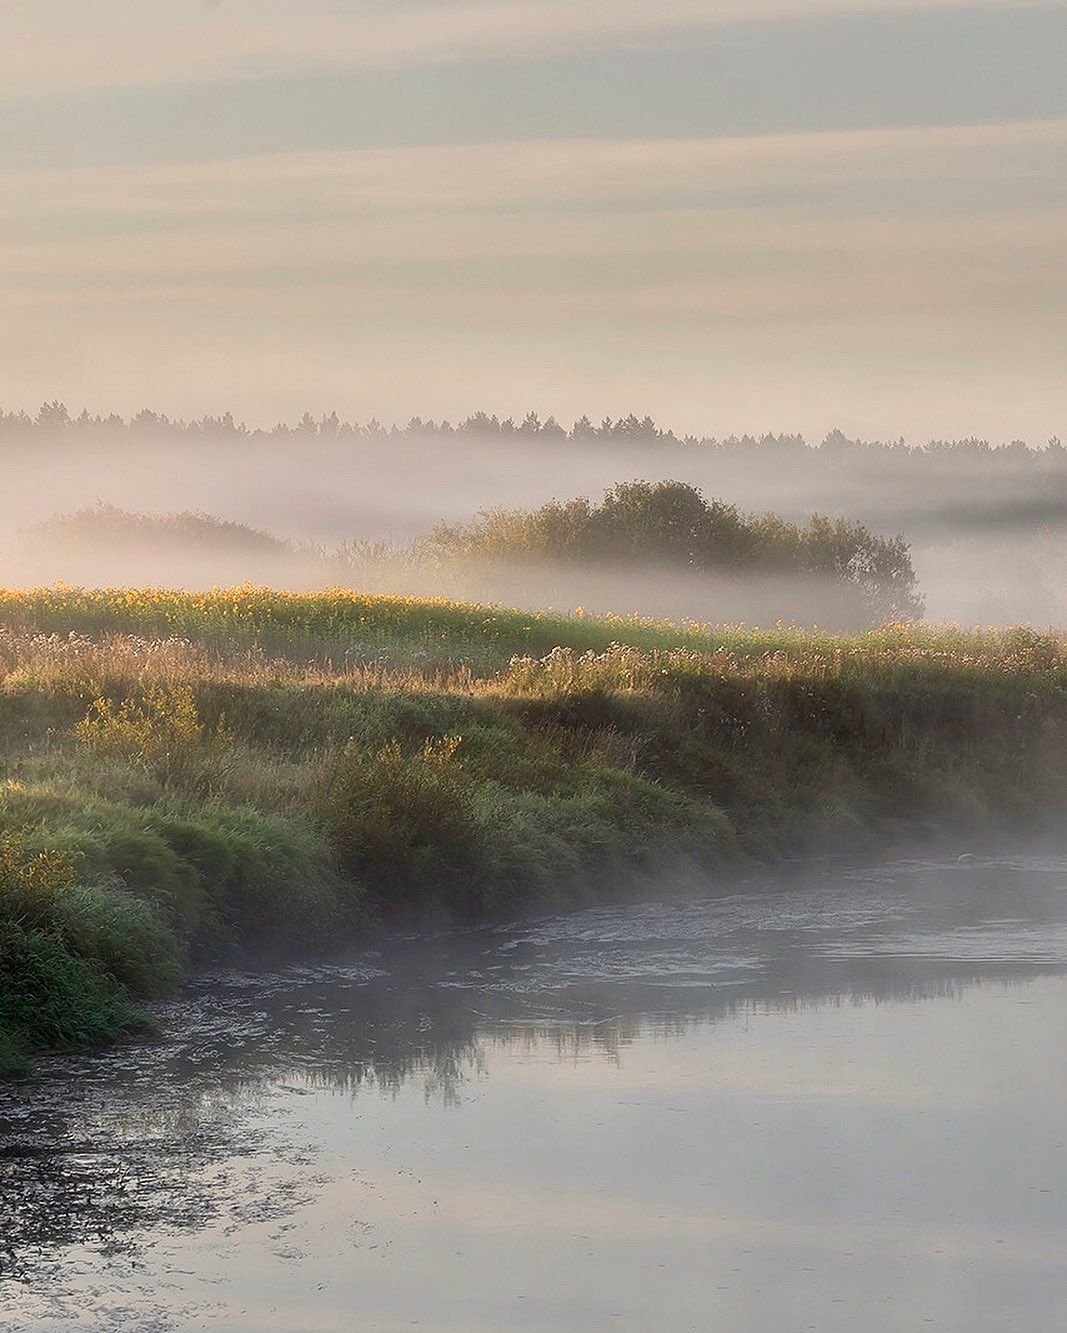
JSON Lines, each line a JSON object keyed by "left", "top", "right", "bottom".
{"left": 3, "top": 855, "right": 1067, "bottom": 1331}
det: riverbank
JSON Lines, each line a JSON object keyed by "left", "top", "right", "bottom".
{"left": 1, "top": 587, "right": 1065, "bottom": 1072}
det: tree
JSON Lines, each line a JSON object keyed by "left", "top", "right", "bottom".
{"left": 801, "top": 515, "right": 923, "bottom": 622}
{"left": 36, "top": 400, "right": 70, "bottom": 432}
{"left": 426, "top": 479, "right": 923, "bottom": 627}
{"left": 591, "top": 480, "right": 745, "bottom": 566}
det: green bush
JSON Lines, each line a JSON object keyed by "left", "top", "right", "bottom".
{"left": 75, "top": 683, "right": 232, "bottom": 787}
{"left": 319, "top": 737, "right": 485, "bottom": 917}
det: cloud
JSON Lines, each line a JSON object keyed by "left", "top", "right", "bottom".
{"left": 1, "top": 0, "right": 1041, "bottom": 100}
{"left": 3, "top": 119, "right": 1064, "bottom": 332}
{"left": 1, "top": 117, "right": 1063, "bottom": 439}
{"left": 6, "top": 116, "right": 1065, "bottom": 222}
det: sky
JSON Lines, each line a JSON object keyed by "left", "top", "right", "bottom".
{"left": 2, "top": 0, "right": 1065, "bottom": 440}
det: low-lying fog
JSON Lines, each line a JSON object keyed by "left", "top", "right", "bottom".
{"left": 6, "top": 856, "right": 1067, "bottom": 1332}
{"left": 2, "top": 424, "right": 1065, "bottom": 625}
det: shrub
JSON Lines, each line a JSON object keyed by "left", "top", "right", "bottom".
{"left": 318, "top": 737, "right": 485, "bottom": 916}
{"left": 75, "top": 683, "right": 230, "bottom": 785}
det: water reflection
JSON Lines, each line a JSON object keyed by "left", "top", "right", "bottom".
{"left": 2, "top": 854, "right": 1067, "bottom": 1329}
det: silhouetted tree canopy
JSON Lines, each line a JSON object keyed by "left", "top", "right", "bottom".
{"left": 429, "top": 480, "right": 923, "bottom": 623}
{"left": 1, "top": 402, "right": 1061, "bottom": 466}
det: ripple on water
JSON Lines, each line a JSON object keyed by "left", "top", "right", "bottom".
{"left": 4, "top": 852, "right": 1067, "bottom": 1331}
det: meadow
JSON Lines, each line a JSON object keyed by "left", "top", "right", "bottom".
{"left": 2, "top": 586, "right": 1065, "bottom": 1072}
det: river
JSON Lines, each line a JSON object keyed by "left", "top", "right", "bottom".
{"left": 3, "top": 855, "right": 1067, "bottom": 1331}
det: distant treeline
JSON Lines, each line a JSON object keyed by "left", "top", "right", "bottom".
{"left": 3, "top": 401, "right": 1063, "bottom": 463}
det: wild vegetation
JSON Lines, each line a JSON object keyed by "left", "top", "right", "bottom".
{"left": 427, "top": 480, "right": 923, "bottom": 624}
{"left": 24, "top": 505, "right": 288, "bottom": 559}
{"left": 10, "top": 480, "right": 922, "bottom": 629}
{"left": 13, "top": 505, "right": 300, "bottom": 592}
{"left": 1, "top": 586, "right": 1065, "bottom": 1072}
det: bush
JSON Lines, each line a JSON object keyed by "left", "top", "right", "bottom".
{"left": 75, "top": 683, "right": 231, "bottom": 786}
{"left": 319, "top": 737, "right": 485, "bottom": 916}
{"left": 429, "top": 480, "right": 924, "bottom": 625}
{"left": 316, "top": 725, "right": 739, "bottom": 921}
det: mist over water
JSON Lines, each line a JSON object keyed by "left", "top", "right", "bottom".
{"left": 3, "top": 855, "right": 1067, "bottom": 1332}
{"left": 2, "top": 424, "right": 1064, "bottom": 625}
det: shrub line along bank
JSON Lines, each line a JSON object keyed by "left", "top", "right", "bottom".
{"left": 1, "top": 587, "right": 1065, "bottom": 1073}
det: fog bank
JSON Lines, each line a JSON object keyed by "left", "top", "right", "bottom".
{"left": 2, "top": 418, "right": 1064, "bottom": 625}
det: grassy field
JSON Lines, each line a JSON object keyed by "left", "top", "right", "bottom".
{"left": 2, "top": 586, "right": 1065, "bottom": 1072}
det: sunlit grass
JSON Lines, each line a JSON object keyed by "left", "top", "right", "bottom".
{"left": 1, "top": 585, "right": 1065, "bottom": 1071}
{"left": 1, "top": 585, "right": 1061, "bottom": 673}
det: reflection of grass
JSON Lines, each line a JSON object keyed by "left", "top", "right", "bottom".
{"left": 1, "top": 587, "right": 1066, "bottom": 1070}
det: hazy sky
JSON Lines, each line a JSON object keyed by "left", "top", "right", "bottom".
{"left": 2, "top": 1, "right": 1065, "bottom": 439}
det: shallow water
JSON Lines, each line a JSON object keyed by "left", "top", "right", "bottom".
{"left": 3, "top": 856, "right": 1067, "bottom": 1332}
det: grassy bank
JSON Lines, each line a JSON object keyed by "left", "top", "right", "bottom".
{"left": 1, "top": 587, "right": 1065, "bottom": 1072}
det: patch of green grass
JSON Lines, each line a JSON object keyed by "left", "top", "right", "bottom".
{"left": 0, "top": 834, "right": 164, "bottom": 1073}
{"left": 0, "top": 787, "right": 348, "bottom": 954}
{"left": 0, "top": 920, "right": 153, "bottom": 1075}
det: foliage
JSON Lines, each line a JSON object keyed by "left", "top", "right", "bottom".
{"left": 319, "top": 736, "right": 486, "bottom": 916}
{"left": 429, "top": 480, "right": 924, "bottom": 624}
{"left": 75, "top": 683, "right": 231, "bottom": 785}
{"left": 23, "top": 503, "right": 291, "bottom": 558}
{"left": 0, "top": 586, "right": 1065, "bottom": 1069}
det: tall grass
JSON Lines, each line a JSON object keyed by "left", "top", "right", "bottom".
{"left": 1, "top": 587, "right": 1065, "bottom": 1070}
{"left": 0, "top": 585, "right": 850, "bottom": 668}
